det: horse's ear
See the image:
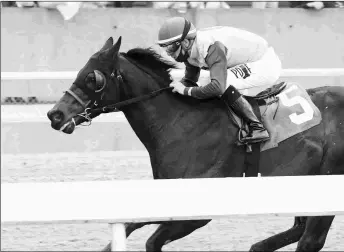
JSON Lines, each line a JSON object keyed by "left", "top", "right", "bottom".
{"left": 109, "top": 36, "right": 122, "bottom": 59}
{"left": 100, "top": 37, "right": 114, "bottom": 52}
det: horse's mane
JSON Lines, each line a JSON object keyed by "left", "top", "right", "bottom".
{"left": 123, "top": 47, "right": 178, "bottom": 83}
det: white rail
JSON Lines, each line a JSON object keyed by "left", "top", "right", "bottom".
{"left": 2, "top": 68, "right": 344, "bottom": 80}
{"left": 2, "top": 175, "right": 344, "bottom": 251}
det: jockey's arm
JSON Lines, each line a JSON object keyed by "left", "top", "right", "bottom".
{"left": 184, "top": 41, "right": 227, "bottom": 99}
{"left": 180, "top": 61, "right": 201, "bottom": 85}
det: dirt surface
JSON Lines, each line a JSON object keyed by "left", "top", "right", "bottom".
{"left": 2, "top": 152, "right": 343, "bottom": 251}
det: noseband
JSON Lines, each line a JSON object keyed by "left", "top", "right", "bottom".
{"left": 64, "top": 55, "right": 172, "bottom": 126}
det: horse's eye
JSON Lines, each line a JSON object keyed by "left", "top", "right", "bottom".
{"left": 96, "top": 81, "right": 103, "bottom": 90}
{"left": 85, "top": 73, "right": 97, "bottom": 90}
{"left": 84, "top": 73, "right": 94, "bottom": 81}
{"left": 94, "top": 70, "right": 106, "bottom": 92}
{"left": 87, "top": 73, "right": 96, "bottom": 83}
{"left": 85, "top": 70, "right": 105, "bottom": 92}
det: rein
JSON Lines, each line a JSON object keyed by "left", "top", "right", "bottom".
{"left": 91, "top": 86, "right": 172, "bottom": 114}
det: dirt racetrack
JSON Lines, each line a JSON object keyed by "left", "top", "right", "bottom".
{"left": 1, "top": 152, "right": 343, "bottom": 251}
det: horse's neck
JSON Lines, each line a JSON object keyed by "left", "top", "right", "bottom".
{"left": 122, "top": 94, "right": 178, "bottom": 151}
{"left": 119, "top": 57, "right": 177, "bottom": 150}
{"left": 119, "top": 56, "right": 237, "bottom": 156}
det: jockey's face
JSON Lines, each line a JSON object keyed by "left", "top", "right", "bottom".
{"left": 165, "top": 39, "right": 193, "bottom": 62}
{"left": 160, "top": 39, "right": 193, "bottom": 60}
{"left": 181, "top": 39, "right": 193, "bottom": 51}
{"left": 170, "top": 45, "right": 182, "bottom": 59}
{"left": 164, "top": 41, "right": 181, "bottom": 56}
{"left": 175, "top": 39, "right": 194, "bottom": 62}
{"left": 160, "top": 42, "right": 184, "bottom": 62}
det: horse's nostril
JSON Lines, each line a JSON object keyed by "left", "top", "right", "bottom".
{"left": 49, "top": 110, "right": 64, "bottom": 124}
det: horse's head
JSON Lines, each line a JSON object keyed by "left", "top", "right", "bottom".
{"left": 47, "top": 36, "right": 123, "bottom": 134}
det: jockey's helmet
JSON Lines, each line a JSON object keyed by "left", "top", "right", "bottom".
{"left": 157, "top": 17, "right": 197, "bottom": 55}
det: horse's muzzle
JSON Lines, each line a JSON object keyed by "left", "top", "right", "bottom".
{"left": 47, "top": 109, "right": 64, "bottom": 129}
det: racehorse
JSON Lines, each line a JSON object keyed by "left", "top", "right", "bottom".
{"left": 47, "top": 36, "right": 344, "bottom": 251}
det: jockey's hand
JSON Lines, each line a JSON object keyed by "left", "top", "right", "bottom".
{"left": 170, "top": 81, "right": 186, "bottom": 95}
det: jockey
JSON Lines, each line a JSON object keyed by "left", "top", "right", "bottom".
{"left": 157, "top": 17, "right": 282, "bottom": 144}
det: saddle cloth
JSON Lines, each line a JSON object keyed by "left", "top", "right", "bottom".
{"left": 231, "top": 82, "right": 322, "bottom": 152}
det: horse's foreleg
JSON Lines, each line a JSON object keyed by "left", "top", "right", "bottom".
{"left": 295, "top": 216, "right": 334, "bottom": 252}
{"left": 145, "top": 220, "right": 211, "bottom": 252}
{"left": 249, "top": 217, "right": 307, "bottom": 252}
{"left": 101, "top": 222, "right": 157, "bottom": 251}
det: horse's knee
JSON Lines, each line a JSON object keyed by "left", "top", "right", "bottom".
{"left": 296, "top": 236, "right": 325, "bottom": 252}
{"left": 296, "top": 216, "right": 334, "bottom": 252}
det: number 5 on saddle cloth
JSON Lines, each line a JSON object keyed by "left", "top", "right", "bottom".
{"left": 229, "top": 81, "right": 322, "bottom": 152}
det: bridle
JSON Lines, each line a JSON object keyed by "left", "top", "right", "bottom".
{"left": 64, "top": 54, "right": 173, "bottom": 126}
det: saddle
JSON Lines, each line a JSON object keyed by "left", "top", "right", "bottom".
{"left": 250, "top": 81, "right": 287, "bottom": 101}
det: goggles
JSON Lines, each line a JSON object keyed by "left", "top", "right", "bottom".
{"left": 159, "top": 41, "right": 181, "bottom": 55}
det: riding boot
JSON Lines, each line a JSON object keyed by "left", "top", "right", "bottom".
{"left": 231, "top": 96, "right": 270, "bottom": 144}
{"left": 221, "top": 85, "right": 270, "bottom": 144}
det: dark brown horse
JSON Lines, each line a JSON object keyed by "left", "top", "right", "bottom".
{"left": 47, "top": 37, "right": 344, "bottom": 251}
